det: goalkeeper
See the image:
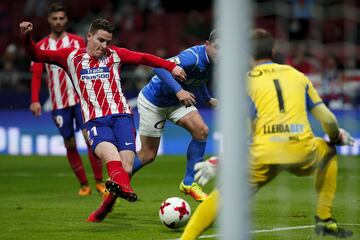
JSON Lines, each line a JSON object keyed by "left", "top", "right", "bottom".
{"left": 180, "top": 28, "right": 355, "bottom": 240}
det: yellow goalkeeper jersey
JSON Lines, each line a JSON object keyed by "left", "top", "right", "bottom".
{"left": 248, "top": 62, "right": 323, "bottom": 157}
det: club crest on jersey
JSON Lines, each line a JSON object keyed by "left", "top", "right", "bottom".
{"left": 99, "top": 55, "right": 110, "bottom": 64}
{"left": 80, "top": 67, "right": 110, "bottom": 81}
{"left": 168, "top": 57, "right": 181, "bottom": 65}
{"left": 248, "top": 70, "right": 262, "bottom": 77}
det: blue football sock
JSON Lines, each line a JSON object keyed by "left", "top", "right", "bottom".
{"left": 132, "top": 154, "right": 143, "bottom": 174}
{"left": 183, "top": 138, "right": 206, "bottom": 185}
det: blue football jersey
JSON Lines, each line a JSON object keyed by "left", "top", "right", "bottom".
{"left": 141, "top": 45, "right": 212, "bottom": 107}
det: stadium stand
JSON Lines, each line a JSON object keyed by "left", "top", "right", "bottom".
{"left": 1, "top": 0, "right": 360, "bottom": 108}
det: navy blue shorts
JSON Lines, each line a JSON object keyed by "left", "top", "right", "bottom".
{"left": 85, "top": 114, "right": 137, "bottom": 153}
{"left": 51, "top": 104, "right": 84, "bottom": 139}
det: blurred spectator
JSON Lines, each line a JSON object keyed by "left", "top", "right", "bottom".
{"left": 320, "top": 55, "right": 345, "bottom": 109}
{"left": 133, "top": 65, "right": 154, "bottom": 92}
{"left": 286, "top": 43, "right": 318, "bottom": 75}
{"left": 0, "top": 2, "right": 11, "bottom": 53}
{"left": 117, "top": 1, "right": 145, "bottom": 32}
{"left": 24, "top": 0, "right": 52, "bottom": 17}
{"left": 289, "top": 0, "right": 314, "bottom": 41}
{"left": 181, "top": 10, "right": 210, "bottom": 46}
{"left": 0, "top": 44, "right": 20, "bottom": 90}
{"left": 0, "top": 3, "right": 11, "bottom": 35}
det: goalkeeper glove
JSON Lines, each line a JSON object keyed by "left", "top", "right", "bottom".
{"left": 330, "top": 128, "right": 355, "bottom": 146}
{"left": 194, "top": 156, "right": 218, "bottom": 186}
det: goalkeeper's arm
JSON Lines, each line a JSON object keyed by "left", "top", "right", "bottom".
{"left": 194, "top": 156, "right": 218, "bottom": 186}
{"left": 311, "top": 104, "right": 354, "bottom": 146}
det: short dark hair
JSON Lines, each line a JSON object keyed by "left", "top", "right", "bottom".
{"left": 208, "top": 29, "right": 218, "bottom": 43}
{"left": 251, "top": 28, "right": 274, "bottom": 60}
{"left": 89, "top": 18, "right": 115, "bottom": 34}
{"left": 48, "top": 2, "right": 67, "bottom": 15}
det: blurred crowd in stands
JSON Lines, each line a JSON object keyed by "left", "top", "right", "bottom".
{"left": 1, "top": 0, "right": 360, "bottom": 109}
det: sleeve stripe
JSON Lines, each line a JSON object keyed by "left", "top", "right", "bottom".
{"left": 187, "top": 49, "right": 199, "bottom": 71}
{"left": 311, "top": 101, "right": 323, "bottom": 109}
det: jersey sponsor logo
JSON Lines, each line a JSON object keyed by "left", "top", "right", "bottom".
{"left": 263, "top": 123, "right": 304, "bottom": 134}
{"left": 80, "top": 67, "right": 110, "bottom": 81}
{"left": 125, "top": 142, "right": 134, "bottom": 146}
{"left": 248, "top": 70, "right": 262, "bottom": 77}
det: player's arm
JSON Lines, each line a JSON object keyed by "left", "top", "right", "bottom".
{"left": 114, "top": 47, "right": 186, "bottom": 81}
{"left": 197, "top": 83, "right": 218, "bottom": 108}
{"left": 154, "top": 49, "right": 199, "bottom": 89}
{"left": 30, "top": 62, "right": 44, "bottom": 117}
{"left": 306, "top": 80, "right": 354, "bottom": 145}
{"left": 311, "top": 104, "right": 339, "bottom": 140}
{"left": 311, "top": 104, "right": 354, "bottom": 145}
{"left": 154, "top": 50, "right": 201, "bottom": 107}
{"left": 20, "top": 22, "right": 70, "bottom": 70}
{"left": 153, "top": 68, "right": 197, "bottom": 107}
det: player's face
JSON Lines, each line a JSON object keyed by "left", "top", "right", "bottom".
{"left": 48, "top": 11, "right": 67, "bottom": 35}
{"left": 206, "top": 39, "right": 220, "bottom": 63}
{"left": 86, "top": 29, "right": 113, "bottom": 58}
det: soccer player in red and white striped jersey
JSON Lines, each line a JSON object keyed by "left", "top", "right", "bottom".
{"left": 20, "top": 18, "right": 187, "bottom": 222}
{"left": 32, "top": 34, "right": 82, "bottom": 110}
{"left": 29, "top": 2, "right": 105, "bottom": 197}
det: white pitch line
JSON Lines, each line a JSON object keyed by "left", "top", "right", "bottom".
{"left": 167, "top": 223, "right": 360, "bottom": 240}
{"left": 252, "top": 225, "right": 314, "bottom": 233}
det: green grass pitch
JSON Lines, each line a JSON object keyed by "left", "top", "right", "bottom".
{"left": 0, "top": 155, "right": 359, "bottom": 240}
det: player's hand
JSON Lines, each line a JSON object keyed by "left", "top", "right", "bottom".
{"left": 331, "top": 128, "right": 355, "bottom": 146}
{"left": 194, "top": 156, "right": 218, "bottom": 186}
{"left": 208, "top": 98, "right": 218, "bottom": 108}
{"left": 19, "top": 22, "right": 33, "bottom": 35}
{"left": 176, "top": 89, "right": 196, "bottom": 107}
{"left": 30, "top": 102, "right": 42, "bottom": 117}
{"left": 171, "top": 66, "right": 187, "bottom": 82}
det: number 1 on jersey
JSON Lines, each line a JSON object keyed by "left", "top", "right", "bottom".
{"left": 273, "top": 79, "right": 285, "bottom": 113}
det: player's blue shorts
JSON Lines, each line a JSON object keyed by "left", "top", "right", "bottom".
{"left": 51, "top": 104, "right": 84, "bottom": 139}
{"left": 85, "top": 114, "right": 136, "bottom": 153}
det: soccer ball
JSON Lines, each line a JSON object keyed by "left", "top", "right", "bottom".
{"left": 159, "top": 197, "right": 191, "bottom": 229}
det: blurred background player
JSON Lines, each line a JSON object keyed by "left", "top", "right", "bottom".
{"left": 131, "top": 30, "right": 219, "bottom": 202}
{"left": 180, "top": 28, "right": 355, "bottom": 239}
{"left": 20, "top": 18, "right": 186, "bottom": 222}
{"left": 29, "top": 2, "right": 105, "bottom": 196}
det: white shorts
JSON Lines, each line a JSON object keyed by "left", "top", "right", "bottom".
{"left": 137, "top": 92, "right": 197, "bottom": 137}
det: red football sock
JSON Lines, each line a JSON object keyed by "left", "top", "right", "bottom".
{"left": 99, "top": 193, "right": 117, "bottom": 213}
{"left": 106, "top": 161, "right": 130, "bottom": 185}
{"left": 66, "top": 148, "right": 88, "bottom": 185}
{"left": 87, "top": 146, "right": 103, "bottom": 182}
{"left": 88, "top": 193, "right": 117, "bottom": 222}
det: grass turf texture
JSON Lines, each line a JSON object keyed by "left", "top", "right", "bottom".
{"left": 0, "top": 155, "right": 359, "bottom": 240}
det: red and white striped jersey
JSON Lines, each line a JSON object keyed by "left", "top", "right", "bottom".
{"left": 31, "top": 33, "right": 85, "bottom": 110}
{"left": 23, "top": 35, "right": 176, "bottom": 123}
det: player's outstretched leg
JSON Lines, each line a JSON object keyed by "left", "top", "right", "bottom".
{"left": 66, "top": 147, "right": 90, "bottom": 196}
{"left": 78, "top": 184, "right": 91, "bottom": 196}
{"left": 88, "top": 192, "right": 117, "bottom": 222}
{"left": 87, "top": 146, "right": 105, "bottom": 194}
{"left": 180, "top": 182, "right": 208, "bottom": 202}
{"left": 106, "top": 161, "right": 137, "bottom": 202}
{"left": 314, "top": 216, "right": 353, "bottom": 238}
{"left": 180, "top": 138, "right": 208, "bottom": 201}
{"left": 132, "top": 154, "right": 143, "bottom": 175}
{"left": 181, "top": 190, "right": 219, "bottom": 240}
{"left": 95, "top": 181, "right": 106, "bottom": 195}
{"left": 314, "top": 151, "right": 353, "bottom": 238}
